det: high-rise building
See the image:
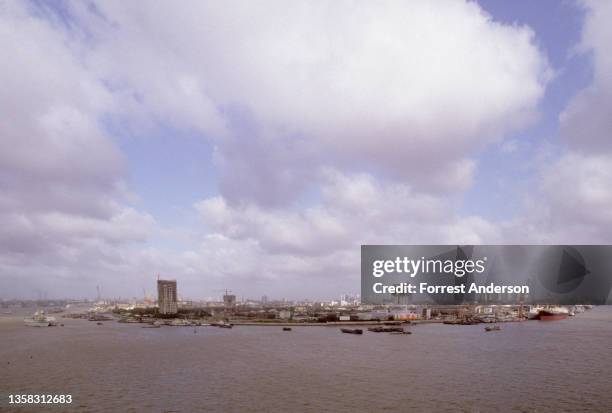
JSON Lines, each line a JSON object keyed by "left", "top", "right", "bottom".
{"left": 223, "top": 293, "right": 236, "bottom": 309}
{"left": 157, "top": 279, "right": 178, "bottom": 315}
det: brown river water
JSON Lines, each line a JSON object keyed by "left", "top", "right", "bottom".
{"left": 1, "top": 307, "right": 612, "bottom": 412}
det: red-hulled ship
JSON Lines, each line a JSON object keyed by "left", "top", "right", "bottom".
{"left": 538, "top": 306, "right": 569, "bottom": 321}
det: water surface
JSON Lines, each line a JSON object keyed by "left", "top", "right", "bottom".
{"left": 1, "top": 307, "right": 612, "bottom": 412}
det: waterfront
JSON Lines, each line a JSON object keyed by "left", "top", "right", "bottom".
{"left": 2, "top": 307, "right": 612, "bottom": 412}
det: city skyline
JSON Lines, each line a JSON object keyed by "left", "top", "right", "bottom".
{"left": 2, "top": 1, "right": 612, "bottom": 300}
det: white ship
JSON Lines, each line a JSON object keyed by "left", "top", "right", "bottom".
{"left": 168, "top": 318, "right": 191, "bottom": 326}
{"left": 24, "top": 311, "right": 57, "bottom": 327}
{"left": 526, "top": 305, "right": 544, "bottom": 320}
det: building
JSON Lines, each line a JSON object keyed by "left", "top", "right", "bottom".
{"left": 157, "top": 279, "right": 178, "bottom": 315}
{"left": 277, "top": 310, "right": 292, "bottom": 320}
{"left": 223, "top": 293, "right": 236, "bottom": 309}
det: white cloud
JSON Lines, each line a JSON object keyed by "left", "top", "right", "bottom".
{"left": 560, "top": 0, "right": 612, "bottom": 153}
{"left": 512, "top": 153, "right": 612, "bottom": 244}
{"left": 0, "top": 2, "right": 156, "bottom": 297}
{"left": 0, "top": 1, "right": 569, "bottom": 299}
{"left": 515, "top": 0, "right": 612, "bottom": 244}
{"left": 67, "top": 0, "right": 551, "bottom": 197}
{"left": 196, "top": 169, "right": 499, "bottom": 259}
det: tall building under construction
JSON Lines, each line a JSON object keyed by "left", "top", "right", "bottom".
{"left": 223, "top": 293, "right": 236, "bottom": 309}
{"left": 157, "top": 279, "right": 178, "bottom": 315}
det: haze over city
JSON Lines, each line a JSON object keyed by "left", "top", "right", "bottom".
{"left": 2, "top": 0, "right": 612, "bottom": 300}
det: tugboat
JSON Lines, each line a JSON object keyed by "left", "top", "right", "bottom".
{"left": 340, "top": 328, "right": 363, "bottom": 335}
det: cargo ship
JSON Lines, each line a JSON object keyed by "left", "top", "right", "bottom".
{"left": 538, "top": 306, "right": 569, "bottom": 321}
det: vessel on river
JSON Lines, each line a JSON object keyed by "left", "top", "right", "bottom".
{"left": 24, "top": 311, "right": 57, "bottom": 327}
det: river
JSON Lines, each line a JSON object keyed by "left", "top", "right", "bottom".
{"left": 1, "top": 307, "right": 612, "bottom": 412}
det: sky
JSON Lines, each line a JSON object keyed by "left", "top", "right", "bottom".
{"left": 1, "top": 0, "right": 611, "bottom": 301}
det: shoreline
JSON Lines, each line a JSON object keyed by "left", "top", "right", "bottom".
{"left": 230, "top": 320, "right": 445, "bottom": 326}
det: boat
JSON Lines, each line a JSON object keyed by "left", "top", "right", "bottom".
{"left": 211, "top": 321, "right": 233, "bottom": 328}
{"left": 389, "top": 331, "right": 412, "bottom": 335}
{"left": 526, "top": 306, "right": 544, "bottom": 320}
{"left": 118, "top": 317, "right": 140, "bottom": 323}
{"left": 24, "top": 311, "right": 56, "bottom": 327}
{"left": 485, "top": 325, "right": 501, "bottom": 332}
{"left": 96, "top": 322, "right": 103, "bottom": 326}
{"left": 340, "top": 328, "right": 363, "bottom": 334}
{"left": 538, "top": 307, "right": 569, "bottom": 321}
{"left": 368, "top": 326, "right": 404, "bottom": 333}
{"left": 88, "top": 313, "right": 114, "bottom": 322}
{"left": 443, "top": 319, "right": 479, "bottom": 325}
{"left": 169, "top": 319, "right": 191, "bottom": 326}
{"left": 283, "top": 327, "right": 292, "bottom": 331}
{"left": 142, "top": 323, "right": 161, "bottom": 328}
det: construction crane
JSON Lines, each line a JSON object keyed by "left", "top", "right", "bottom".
{"left": 213, "top": 289, "right": 233, "bottom": 299}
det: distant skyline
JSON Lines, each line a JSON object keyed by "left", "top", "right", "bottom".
{"left": 1, "top": 0, "right": 612, "bottom": 300}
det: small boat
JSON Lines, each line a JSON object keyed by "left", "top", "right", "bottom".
{"left": 88, "top": 314, "right": 114, "bottom": 322}
{"left": 485, "top": 325, "right": 501, "bottom": 332}
{"left": 340, "top": 328, "right": 363, "bottom": 335}
{"left": 169, "top": 319, "right": 191, "bottom": 326}
{"left": 96, "top": 322, "right": 103, "bottom": 326}
{"left": 368, "top": 326, "right": 404, "bottom": 333}
{"left": 389, "top": 331, "right": 412, "bottom": 335}
{"left": 211, "top": 321, "right": 232, "bottom": 328}
{"left": 118, "top": 317, "right": 140, "bottom": 323}
{"left": 24, "top": 311, "right": 56, "bottom": 327}
{"left": 283, "top": 327, "right": 292, "bottom": 331}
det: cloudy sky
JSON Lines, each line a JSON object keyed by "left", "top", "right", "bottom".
{"left": 1, "top": 0, "right": 611, "bottom": 300}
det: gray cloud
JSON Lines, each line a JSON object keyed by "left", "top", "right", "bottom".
{"left": 64, "top": 0, "right": 550, "bottom": 200}
{"left": 8, "top": 1, "right": 610, "bottom": 300}
{"left": 0, "top": 2, "right": 156, "bottom": 298}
